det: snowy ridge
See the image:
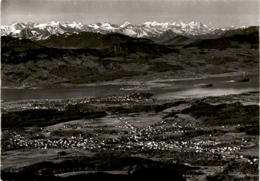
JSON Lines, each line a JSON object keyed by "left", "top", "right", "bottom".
{"left": 1, "top": 21, "right": 237, "bottom": 40}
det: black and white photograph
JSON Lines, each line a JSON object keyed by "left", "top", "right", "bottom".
{"left": 1, "top": 0, "right": 259, "bottom": 180}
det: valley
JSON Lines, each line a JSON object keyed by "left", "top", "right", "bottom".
{"left": 1, "top": 23, "right": 259, "bottom": 180}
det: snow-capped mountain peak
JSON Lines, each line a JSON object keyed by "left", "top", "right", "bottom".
{"left": 99, "top": 22, "right": 117, "bottom": 31}
{"left": 49, "top": 21, "right": 60, "bottom": 26}
{"left": 120, "top": 21, "right": 132, "bottom": 28}
{"left": 67, "top": 21, "right": 83, "bottom": 29}
{"left": 34, "top": 23, "right": 48, "bottom": 29}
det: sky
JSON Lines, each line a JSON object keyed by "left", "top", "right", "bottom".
{"left": 1, "top": 0, "right": 259, "bottom": 28}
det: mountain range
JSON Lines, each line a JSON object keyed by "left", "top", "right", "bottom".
{"left": 1, "top": 21, "right": 258, "bottom": 88}
{"left": 1, "top": 21, "right": 236, "bottom": 41}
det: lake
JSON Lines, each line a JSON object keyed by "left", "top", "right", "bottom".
{"left": 2, "top": 74, "right": 258, "bottom": 102}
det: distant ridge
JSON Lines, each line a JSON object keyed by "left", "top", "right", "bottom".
{"left": 183, "top": 26, "right": 259, "bottom": 50}
{"left": 1, "top": 21, "right": 224, "bottom": 40}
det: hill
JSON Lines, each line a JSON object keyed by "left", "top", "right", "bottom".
{"left": 183, "top": 26, "right": 259, "bottom": 49}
